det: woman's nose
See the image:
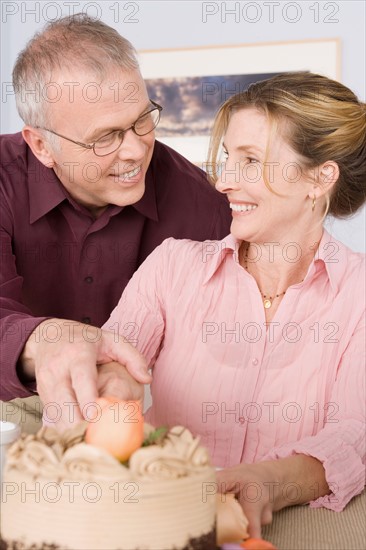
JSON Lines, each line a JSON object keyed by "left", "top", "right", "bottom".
{"left": 215, "top": 161, "right": 242, "bottom": 194}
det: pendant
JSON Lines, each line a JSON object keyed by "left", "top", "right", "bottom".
{"left": 263, "top": 299, "right": 272, "bottom": 309}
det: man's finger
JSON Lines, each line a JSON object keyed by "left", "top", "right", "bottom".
{"left": 43, "top": 383, "right": 83, "bottom": 429}
{"left": 70, "top": 358, "right": 99, "bottom": 421}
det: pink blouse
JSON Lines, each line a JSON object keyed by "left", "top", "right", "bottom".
{"left": 104, "top": 230, "right": 365, "bottom": 511}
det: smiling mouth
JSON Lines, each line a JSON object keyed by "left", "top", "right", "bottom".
{"left": 112, "top": 166, "right": 141, "bottom": 180}
{"left": 230, "top": 203, "right": 258, "bottom": 212}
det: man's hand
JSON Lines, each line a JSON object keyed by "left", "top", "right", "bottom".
{"left": 19, "top": 318, "right": 151, "bottom": 429}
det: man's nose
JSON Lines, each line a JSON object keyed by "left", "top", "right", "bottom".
{"left": 116, "top": 128, "right": 147, "bottom": 162}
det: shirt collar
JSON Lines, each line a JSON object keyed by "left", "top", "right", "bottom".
{"left": 28, "top": 146, "right": 159, "bottom": 224}
{"left": 28, "top": 149, "right": 67, "bottom": 224}
{"left": 310, "top": 228, "right": 346, "bottom": 294}
{"left": 202, "top": 234, "right": 240, "bottom": 284}
{"left": 131, "top": 165, "right": 159, "bottom": 221}
{"left": 202, "top": 229, "right": 345, "bottom": 294}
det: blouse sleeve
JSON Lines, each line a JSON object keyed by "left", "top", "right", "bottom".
{"left": 263, "top": 315, "right": 366, "bottom": 511}
{"left": 102, "top": 238, "right": 174, "bottom": 367}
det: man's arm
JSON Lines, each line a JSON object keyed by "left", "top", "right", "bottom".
{"left": 19, "top": 319, "right": 150, "bottom": 428}
{"left": 0, "top": 201, "right": 50, "bottom": 398}
{"left": 1, "top": 158, "right": 151, "bottom": 416}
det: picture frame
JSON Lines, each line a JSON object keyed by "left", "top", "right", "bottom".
{"left": 139, "top": 39, "right": 341, "bottom": 166}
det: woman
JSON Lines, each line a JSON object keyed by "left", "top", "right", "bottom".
{"left": 103, "top": 72, "right": 365, "bottom": 537}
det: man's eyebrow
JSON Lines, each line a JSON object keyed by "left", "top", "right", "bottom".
{"left": 86, "top": 101, "right": 152, "bottom": 142}
{"left": 86, "top": 127, "right": 119, "bottom": 143}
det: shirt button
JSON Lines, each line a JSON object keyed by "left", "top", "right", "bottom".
{"left": 82, "top": 317, "right": 91, "bottom": 324}
{"left": 239, "top": 417, "right": 245, "bottom": 424}
{"left": 252, "top": 358, "right": 259, "bottom": 366}
{"left": 84, "top": 276, "right": 93, "bottom": 284}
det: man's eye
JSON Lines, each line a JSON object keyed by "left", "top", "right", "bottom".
{"left": 135, "top": 112, "right": 151, "bottom": 127}
{"left": 97, "top": 132, "right": 117, "bottom": 146}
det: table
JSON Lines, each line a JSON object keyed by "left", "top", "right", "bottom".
{"left": 2, "top": 397, "right": 365, "bottom": 549}
{"left": 262, "top": 489, "right": 366, "bottom": 549}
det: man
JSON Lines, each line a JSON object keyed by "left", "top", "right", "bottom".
{"left": 0, "top": 14, "right": 231, "bottom": 429}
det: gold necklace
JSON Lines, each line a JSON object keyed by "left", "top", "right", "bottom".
{"left": 242, "top": 244, "right": 301, "bottom": 309}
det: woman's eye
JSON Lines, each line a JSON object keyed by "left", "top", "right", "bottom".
{"left": 222, "top": 150, "right": 229, "bottom": 158}
{"left": 241, "top": 156, "right": 258, "bottom": 164}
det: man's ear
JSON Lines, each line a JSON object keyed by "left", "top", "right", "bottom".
{"left": 310, "top": 160, "right": 340, "bottom": 200}
{"left": 22, "top": 126, "right": 56, "bottom": 168}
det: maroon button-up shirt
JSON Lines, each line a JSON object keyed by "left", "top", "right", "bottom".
{"left": 0, "top": 134, "right": 231, "bottom": 399}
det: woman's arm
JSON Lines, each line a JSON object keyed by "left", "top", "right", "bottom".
{"left": 218, "top": 314, "right": 365, "bottom": 537}
{"left": 217, "top": 454, "right": 329, "bottom": 538}
{"left": 102, "top": 239, "right": 174, "bottom": 365}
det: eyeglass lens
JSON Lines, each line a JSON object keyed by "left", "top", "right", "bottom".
{"left": 94, "top": 107, "right": 161, "bottom": 156}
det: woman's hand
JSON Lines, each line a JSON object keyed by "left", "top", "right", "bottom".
{"left": 217, "top": 462, "right": 280, "bottom": 538}
{"left": 217, "top": 455, "right": 330, "bottom": 538}
{"left": 97, "top": 361, "right": 144, "bottom": 402}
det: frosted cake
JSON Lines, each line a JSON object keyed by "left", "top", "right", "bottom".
{"left": 0, "top": 422, "right": 217, "bottom": 550}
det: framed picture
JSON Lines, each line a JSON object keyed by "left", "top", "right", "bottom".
{"left": 139, "top": 39, "right": 341, "bottom": 166}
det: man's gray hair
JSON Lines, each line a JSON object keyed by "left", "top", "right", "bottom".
{"left": 13, "top": 13, "right": 140, "bottom": 128}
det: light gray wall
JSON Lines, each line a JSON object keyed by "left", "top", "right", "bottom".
{"left": 1, "top": 0, "right": 365, "bottom": 251}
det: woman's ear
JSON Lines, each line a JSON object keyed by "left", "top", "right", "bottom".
{"left": 310, "top": 161, "right": 340, "bottom": 200}
{"left": 22, "top": 126, "right": 56, "bottom": 168}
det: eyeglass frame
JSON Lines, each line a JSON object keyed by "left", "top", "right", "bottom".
{"left": 35, "top": 99, "right": 163, "bottom": 157}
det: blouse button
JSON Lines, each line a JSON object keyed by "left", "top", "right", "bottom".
{"left": 84, "top": 276, "right": 93, "bottom": 284}
{"left": 82, "top": 317, "right": 91, "bottom": 324}
{"left": 252, "top": 358, "right": 259, "bottom": 366}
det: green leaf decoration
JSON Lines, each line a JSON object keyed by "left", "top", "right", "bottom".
{"left": 142, "top": 426, "right": 169, "bottom": 447}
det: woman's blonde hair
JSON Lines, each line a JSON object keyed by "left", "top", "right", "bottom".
{"left": 207, "top": 72, "right": 366, "bottom": 218}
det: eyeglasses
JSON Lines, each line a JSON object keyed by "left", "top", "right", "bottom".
{"left": 36, "top": 100, "right": 163, "bottom": 157}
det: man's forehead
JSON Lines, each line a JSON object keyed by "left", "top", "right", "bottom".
{"left": 52, "top": 68, "right": 146, "bottom": 101}
{"left": 47, "top": 68, "right": 149, "bottom": 137}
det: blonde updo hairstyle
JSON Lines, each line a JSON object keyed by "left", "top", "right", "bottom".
{"left": 208, "top": 72, "right": 366, "bottom": 218}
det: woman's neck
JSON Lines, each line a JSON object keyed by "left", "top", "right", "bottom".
{"left": 240, "top": 228, "right": 323, "bottom": 300}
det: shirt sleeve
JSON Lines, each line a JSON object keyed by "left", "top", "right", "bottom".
{"left": 263, "top": 315, "right": 366, "bottom": 511}
{"left": 0, "top": 190, "right": 48, "bottom": 399}
{"left": 102, "top": 239, "right": 172, "bottom": 367}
